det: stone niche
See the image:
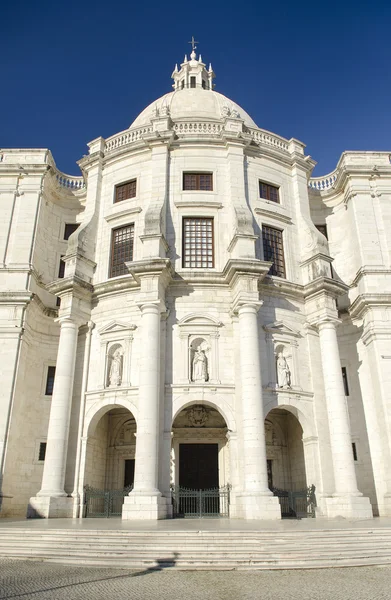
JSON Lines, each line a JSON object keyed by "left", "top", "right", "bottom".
{"left": 263, "top": 321, "right": 302, "bottom": 390}
{"left": 177, "top": 313, "right": 223, "bottom": 384}
{"left": 97, "top": 321, "right": 136, "bottom": 389}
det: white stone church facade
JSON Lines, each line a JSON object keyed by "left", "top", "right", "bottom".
{"left": 1, "top": 48, "right": 390, "bottom": 520}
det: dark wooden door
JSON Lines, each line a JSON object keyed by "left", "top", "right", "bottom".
{"left": 179, "top": 443, "right": 219, "bottom": 490}
{"left": 124, "top": 459, "right": 135, "bottom": 487}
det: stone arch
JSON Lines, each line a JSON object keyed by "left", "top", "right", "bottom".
{"left": 264, "top": 406, "right": 308, "bottom": 493}
{"left": 264, "top": 399, "right": 315, "bottom": 439}
{"left": 172, "top": 396, "right": 236, "bottom": 432}
{"left": 84, "top": 398, "right": 138, "bottom": 438}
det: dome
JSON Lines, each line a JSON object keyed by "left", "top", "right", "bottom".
{"left": 130, "top": 88, "right": 257, "bottom": 129}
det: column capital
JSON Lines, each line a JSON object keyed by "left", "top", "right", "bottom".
{"left": 310, "top": 316, "right": 341, "bottom": 331}
{"left": 136, "top": 300, "right": 164, "bottom": 315}
{"left": 232, "top": 300, "right": 263, "bottom": 316}
{"left": 55, "top": 315, "right": 85, "bottom": 329}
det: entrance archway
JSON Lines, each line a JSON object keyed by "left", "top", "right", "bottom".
{"left": 265, "top": 408, "right": 313, "bottom": 517}
{"left": 171, "top": 403, "right": 230, "bottom": 517}
{"left": 265, "top": 408, "right": 307, "bottom": 491}
{"left": 83, "top": 406, "right": 136, "bottom": 517}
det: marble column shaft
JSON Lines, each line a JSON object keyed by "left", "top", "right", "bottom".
{"left": 38, "top": 319, "right": 79, "bottom": 497}
{"left": 132, "top": 303, "right": 161, "bottom": 494}
{"left": 238, "top": 304, "right": 270, "bottom": 494}
{"left": 318, "top": 320, "right": 360, "bottom": 496}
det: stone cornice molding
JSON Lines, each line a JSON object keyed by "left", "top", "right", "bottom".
{"left": 254, "top": 205, "right": 293, "bottom": 225}
{"left": 104, "top": 206, "right": 142, "bottom": 223}
{"left": 125, "top": 258, "right": 173, "bottom": 284}
{"left": 263, "top": 320, "right": 301, "bottom": 338}
{"left": 299, "top": 252, "right": 334, "bottom": 268}
{"left": 351, "top": 266, "right": 391, "bottom": 289}
{"left": 46, "top": 275, "right": 93, "bottom": 298}
{"left": 303, "top": 276, "right": 349, "bottom": 300}
{"left": 0, "top": 291, "right": 33, "bottom": 305}
{"left": 349, "top": 293, "right": 391, "bottom": 320}
{"left": 174, "top": 199, "right": 223, "bottom": 209}
{"left": 93, "top": 275, "right": 137, "bottom": 300}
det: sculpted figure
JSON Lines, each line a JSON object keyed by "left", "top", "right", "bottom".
{"left": 109, "top": 348, "right": 123, "bottom": 386}
{"left": 277, "top": 352, "right": 291, "bottom": 389}
{"left": 192, "top": 346, "right": 207, "bottom": 382}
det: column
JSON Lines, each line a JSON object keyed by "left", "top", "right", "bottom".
{"left": 29, "top": 318, "right": 80, "bottom": 518}
{"left": 122, "top": 302, "right": 168, "bottom": 519}
{"left": 317, "top": 320, "right": 372, "bottom": 518}
{"left": 235, "top": 304, "right": 281, "bottom": 519}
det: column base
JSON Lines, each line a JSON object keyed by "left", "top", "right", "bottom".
{"left": 324, "top": 495, "right": 373, "bottom": 519}
{"left": 28, "top": 496, "right": 74, "bottom": 519}
{"left": 235, "top": 492, "right": 281, "bottom": 520}
{"left": 122, "top": 491, "right": 169, "bottom": 520}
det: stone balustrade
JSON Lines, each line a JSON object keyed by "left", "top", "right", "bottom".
{"left": 55, "top": 172, "right": 85, "bottom": 190}
{"left": 173, "top": 122, "right": 223, "bottom": 135}
{"left": 247, "top": 128, "right": 290, "bottom": 153}
{"left": 105, "top": 126, "right": 153, "bottom": 152}
{"left": 308, "top": 170, "right": 338, "bottom": 190}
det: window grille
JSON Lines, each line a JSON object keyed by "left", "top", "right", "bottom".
{"left": 183, "top": 218, "right": 214, "bottom": 268}
{"left": 183, "top": 173, "right": 213, "bottom": 191}
{"left": 262, "top": 225, "right": 285, "bottom": 278}
{"left": 115, "top": 179, "right": 137, "bottom": 203}
{"left": 109, "top": 224, "right": 134, "bottom": 277}
{"left": 259, "top": 181, "right": 279, "bottom": 203}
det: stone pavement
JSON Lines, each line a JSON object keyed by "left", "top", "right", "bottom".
{"left": 0, "top": 559, "right": 391, "bottom": 600}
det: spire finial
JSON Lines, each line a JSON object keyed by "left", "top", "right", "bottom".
{"left": 188, "top": 36, "right": 198, "bottom": 52}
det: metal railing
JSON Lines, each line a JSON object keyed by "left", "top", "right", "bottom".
{"left": 171, "top": 485, "right": 231, "bottom": 518}
{"left": 272, "top": 485, "right": 316, "bottom": 518}
{"left": 84, "top": 485, "right": 133, "bottom": 518}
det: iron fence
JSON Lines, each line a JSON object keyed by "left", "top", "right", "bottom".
{"left": 272, "top": 485, "right": 316, "bottom": 518}
{"left": 171, "top": 485, "right": 231, "bottom": 518}
{"left": 84, "top": 485, "right": 133, "bottom": 518}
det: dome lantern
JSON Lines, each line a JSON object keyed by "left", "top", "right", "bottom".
{"left": 171, "top": 38, "right": 215, "bottom": 91}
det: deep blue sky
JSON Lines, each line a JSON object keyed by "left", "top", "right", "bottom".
{"left": 1, "top": 0, "right": 390, "bottom": 176}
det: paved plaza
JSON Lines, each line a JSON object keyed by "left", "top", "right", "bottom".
{"left": 0, "top": 559, "right": 390, "bottom": 600}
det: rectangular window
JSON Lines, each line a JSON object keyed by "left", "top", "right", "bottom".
{"left": 342, "top": 366, "right": 349, "bottom": 396}
{"left": 315, "top": 224, "right": 328, "bottom": 239}
{"left": 64, "top": 223, "right": 79, "bottom": 240}
{"left": 183, "top": 218, "right": 214, "bottom": 268}
{"left": 262, "top": 225, "right": 286, "bottom": 278}
{"left": 352, "top": 442, "right": 358, "bottom": 462}
{"left": 109, "top": 224, "right": 134, "bottom": 278}
{"left": 58, "top": 256, "right": 65, "bottom": 278}
{"left": 45, "top": 366, "right": 56, "bottom": 396}
{"left": 38, "top": 442, "right": 47, "bottom": 462}
{"left": 259, "top": 181, "right": 280, "bottom": 203}
{"left": 115, "top": 179, "right": 137, "bottom": 203}
{"left": 190, "top": 76, "right": 196, "bottom": 88}
{"left": 183, "top": 172, "right": 213, "bottom": 191}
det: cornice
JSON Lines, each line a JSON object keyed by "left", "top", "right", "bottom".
{"left": 349, "top": 293, "right": 391, "bottom": 319}
{"left": 351, "top": 266, "right": 391, "bottom": 288}
{"left": 46, "top": 275, "right": 93, "bottom": 298}
{"left": 93, "top": 275, "right": 137, "bottom": 300}
{"left": 104, "top": 206, "right": 142, "bottom": 223}
{"left": 303, "top": 276, "right": 349, "bottom": 300}
{"left": 254, "top": 205, "right": 293, "bottom": 225}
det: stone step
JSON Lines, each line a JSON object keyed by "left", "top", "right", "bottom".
{"left": 1, "top": 526, "right": 391, "bottom": 569}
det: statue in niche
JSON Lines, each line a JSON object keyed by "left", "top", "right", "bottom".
{"left": 192, "top": 346, "right": 208, "bottom": 382}
{"left": 277, "top": 352, "right": 291, "bottom": 389}
{"left": 188, "top": 405, "right": 208, "bottom": 427}
{"left": 109, "top": 348, "right": 123, "bottom": 386}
